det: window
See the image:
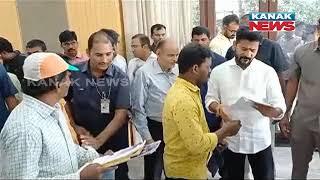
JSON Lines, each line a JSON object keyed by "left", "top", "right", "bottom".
{"left": 215, "top": 0, "right": 259, "bottom": 32}
{"left": 192, "top": 0, "right": 200, "bottom": 27}
{"left": 278, "top": 0, "right": 320, "bottom": 43}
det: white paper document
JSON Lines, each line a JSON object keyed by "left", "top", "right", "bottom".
{"left": 77, "top": 140, "right": 162, "bottom": 172}
{"left": 228, "top": 97, "right": 272, "bottom": 120}
{"left": 92, "top": 141, "right": 146, "bottom": 165}
{"left": 135, "top": 140, "right": 161, "bottom": 158}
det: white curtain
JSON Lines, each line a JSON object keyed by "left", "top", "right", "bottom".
{"left": 121, "top": 0, "right": 194, "bottom": 59}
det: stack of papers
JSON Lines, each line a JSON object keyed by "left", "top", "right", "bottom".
{"left": 78, "top": 140, "right": 162, "bottom": 171}
{"left": 228, "top": 97, "right": 274, "bottom": 120}
{"left": 134, "top": 140, "right": 161, "bottom": 158}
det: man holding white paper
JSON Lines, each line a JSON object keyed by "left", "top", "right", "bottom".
{"left": 205, "top": 29, "right": 286, "bottom": 180}
{"left": 0, "top": 53, "right": 112, "bottom": 179}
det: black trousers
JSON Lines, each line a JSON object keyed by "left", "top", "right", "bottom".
{"left": 144, "top": 119, "right": 164, "bottom": 180}
{"left": 220, "top": 146, "right": 274, "bottom": 180}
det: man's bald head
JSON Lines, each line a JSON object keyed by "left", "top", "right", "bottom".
{"left": 156, "top": 38, "right": 178, "bottom": 51}
{"left": 155, "top": 38, "right": 179, "bottom": 71}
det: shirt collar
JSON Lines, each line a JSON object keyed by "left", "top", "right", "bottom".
{"left": 149, "top": 52, "right": 157, "bottom": 59}
{"left": 218, "top": 33, "right": 232, "bottom": 42}
{"left": 63, "top": 52, "right": 82, "bottom": 59}
{"left": 229, "top": 57, "right": 257, "bottom": 70}
{"left": 139, "top": 52, "right": 157, "bottom": 62}
{"left": 260, "top": 38, "right": 265, "bottom": 46}
{"left": 229, "top": 58, "right": 238, "bottom": 66}
{"left": 75, "top": 52, "right": 83, "bottom": 59}
{"left": 153, "top": 59, "right": 175, "bottom": 75}
{"left": 80, "top": 61, "right": 114, "bottom": 77}
{"left": 23, "top": 94, "right": 58, "bottom": 120}
{"left": 176, "top": 77, "right": 200, "bottom": 92}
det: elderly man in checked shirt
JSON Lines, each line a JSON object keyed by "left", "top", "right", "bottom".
{"left": 0, "top": 53, "right": 112, "bottom": 179}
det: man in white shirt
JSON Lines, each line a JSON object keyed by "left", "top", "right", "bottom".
{"left": 209, "top": 14, "right": 239, "bottom": 57}
{"left": 205, "top": 30, "right": 286, "bottom": 179}
{"left": 128, "top": 34, "right": 157, "bottom": 83}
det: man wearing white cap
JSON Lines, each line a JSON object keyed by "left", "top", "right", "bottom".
{"left": 0, "top": 52, "right": 111, "bottom": 179}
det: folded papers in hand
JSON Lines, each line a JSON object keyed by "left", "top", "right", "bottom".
{"left": 78, "top": 140, "right": 161, "bottom": 171}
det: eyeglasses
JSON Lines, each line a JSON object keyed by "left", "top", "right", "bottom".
{"left": 225, "top": 27, "right": 237, "bottom": 34}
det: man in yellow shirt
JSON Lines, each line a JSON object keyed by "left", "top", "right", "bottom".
{"left": 162, "top": 43, "right": 241, "bottom": 179}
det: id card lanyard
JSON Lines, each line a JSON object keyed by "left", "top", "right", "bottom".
{"left": 93, "top": 79, "right": 112, "bottom": 114}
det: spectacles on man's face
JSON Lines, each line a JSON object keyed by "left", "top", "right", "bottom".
{"left": 62, "top": 40, "right": 77, "bottom": 47}
{"left": 225, "top": 27, "right": 237, "bottom": 34}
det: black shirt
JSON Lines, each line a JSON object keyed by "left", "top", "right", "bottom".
{"left": 151, "top": 43, "right": 157, "bottom": 53}
{"left": 65, "top": 62, "right": 131, "bottom": 153}
{"left": 3, "top": 51, "right": 26, "bottom": 82}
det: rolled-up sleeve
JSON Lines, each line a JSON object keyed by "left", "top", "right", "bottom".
{"left": 75, "top": 145, "right": 100, "bottom": 167}
{"left": 0, "top": 125, "right": 80, "bottom": 179}
{"left": 205, "top": 69, "right": 220, "bottom": 113}
{"left": 266, "top": 69, "right": 287, "bottom": 120}
{"left": 173, "top": 97, "right": 218, "bottom": 155}
{"left": 131, "top": 69, "right": 152, "bottom": 140}
{"left": 287, "top": 47, "right": 301, "bottom": 80}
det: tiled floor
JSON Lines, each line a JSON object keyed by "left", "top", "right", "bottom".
{"left": 274, "top": 147, "right": 320, "bottom": 179}
{"left": 128, "top": 147, "right": 320, "bottom": 179}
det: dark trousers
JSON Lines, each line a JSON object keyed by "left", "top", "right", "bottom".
{"left": 221, "top": 146, "right": 274, "bottom": 180}
{"left": 207, "top": 148, "right": 224, "bottom": 177}
{"left": 144, "top": 119, "right": 164, "bottom": 180}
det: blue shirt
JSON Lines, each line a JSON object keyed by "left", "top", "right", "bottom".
{"left": 131, "top": 59, "right": 178, "bottom": 140}
{"left": 0, "top": 64, "right": 17, "bottom": 131}
{"left": 200, "top": 51, "right": 226, "bottom": 132}
{"left": 65, "top": 62, "right": 130, "bottom": 153}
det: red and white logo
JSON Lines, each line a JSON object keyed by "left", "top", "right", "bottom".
{"left": 249, "top": 12, "right": 295, "bottom": 32}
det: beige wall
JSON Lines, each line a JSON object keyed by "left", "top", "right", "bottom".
{"left": 0, "top": 0, "right": 125, "bottom": 55}
{"left": 0, "top": 1, "right": 23, "bottom": 51}
{"left": 65, "top": 0, "right": 126, "bottom": 56}
{"left": 16, "top": 0, "right": 69, "bottom": 52}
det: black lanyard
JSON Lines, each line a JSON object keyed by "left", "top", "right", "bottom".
{"left": 93, "top": 78, "right": 111, "bottom": 99}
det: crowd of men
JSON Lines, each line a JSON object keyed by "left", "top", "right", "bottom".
{"left": 0, "top": 14, "right": 319, "bottom": 180}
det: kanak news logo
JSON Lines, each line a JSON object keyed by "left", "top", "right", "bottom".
{"left": 249, "top": 12, "right": 295, "bottom": 32}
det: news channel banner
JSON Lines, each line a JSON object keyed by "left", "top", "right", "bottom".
{"left": 248, "top": 12, "right": 295, "bottom": 32}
